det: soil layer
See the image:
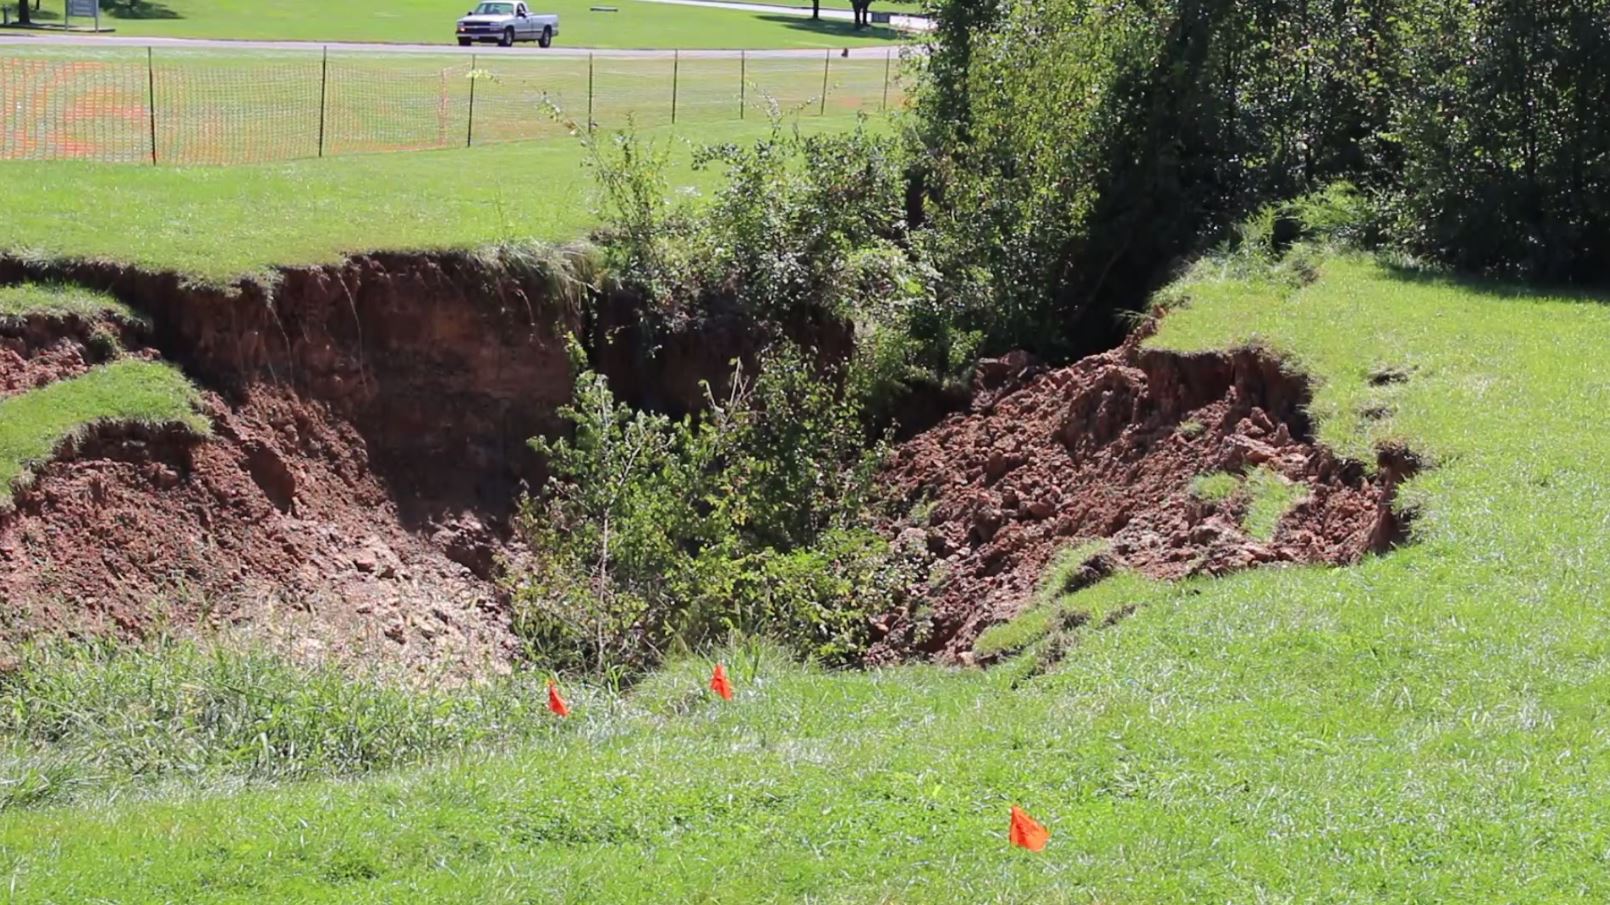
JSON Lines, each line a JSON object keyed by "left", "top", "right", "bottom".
{"left": 870, "top": 335, "right": 1418, "bottom": 662}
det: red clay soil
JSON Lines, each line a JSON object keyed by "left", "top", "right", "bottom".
{"left": 0, "top": 252, "right": 823, "bottom": 679}
{"left": 0, "top": 314, "right": 146, "bottom": 398}
{"left": 0, "top": 390, "right": 515, "bottom": 678}
{"left": 869, "top": 335, "right": 1419, "bottom": 663}
{"left": 0, "top": 254, "right": 589, "bottom": 679}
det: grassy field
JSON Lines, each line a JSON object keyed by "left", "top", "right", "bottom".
{"left": 7, "top": 0, "right": 906, "bottom": 48}
{"left": 0, "top": 357, "right": 205, "bottom": 506}
{"left": 4, "top": 253, "right": 1608, "bottom": 901}
{"left": 1, "top": 43, "right": 904, "bottom": 166}
{"left": 0, "top": 281, "right": 137, "bottom": 322}
{"left": 0, "top": 112, "right": 875, "bottom": 283}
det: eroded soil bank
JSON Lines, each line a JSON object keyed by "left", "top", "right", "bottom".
{"left": 0, "top": 256, "right": 1417, "bottom": 677}
{"left": 0, "top": 254, "right": 590, "bottom": 677}
{"left": 0, "top": 253, "right": 841, "bottom": 678}
{"left": 869, "top": 334, "right": 1418, "bottom": 662}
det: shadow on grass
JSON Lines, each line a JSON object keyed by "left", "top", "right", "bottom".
{"left": 1, "top": 0, "right": 180, "bottom": 21}
{"left": 5, "top": 4, "right": 63, "bottom": 23}
{"left": 753, "top": 14, "right": 902, "bottom": 42}
{"left": 99, "top": 0, "right": 182, "bottom": 19}
{"left": 1379, "top": 258, "right": 1610, "bottom": 307}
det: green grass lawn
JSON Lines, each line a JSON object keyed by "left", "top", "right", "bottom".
{"left": 13, "top": 0, "right": 906, "bottom": 48}
{"left": 0, "top": 113, "right": 874, "bottom": 284}
{"left": 5, "top": 253, "right": 1609, "bottom": 901}
{"left": 0, "top": 357, "right": 205, "bottom": 506}
{"left": 0, "top": 281, "right": 137, "bottom": 322}
{"left": 2, "top": 43, "right": 903, "bottom": 166}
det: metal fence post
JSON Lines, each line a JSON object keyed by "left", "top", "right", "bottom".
{"left": 739, "top": 50, "right": 746, "bottom": 120}
{"left": 587, "top": 52, "right": 594, "bottom": 132}
{"left": 819, "top": 48, "right": 829, "bottom": 117}
{"left": 317, "top": 46, "right": 329, "bottom": 157}
{"left": 466, "top": 53, "right": 477, "bottom": 148}
{"left": 882, "top": 47, "right": 891, "bottom": 111}
{"left": 671, "top": 49, "right": 679, "bottom": 124}
{"left": 146, "top": 46, "right": 157, "bottom": 165}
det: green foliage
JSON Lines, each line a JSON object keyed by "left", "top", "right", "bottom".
{"left": 591, "top": 119, "right": 913, "bottom": 324}
{"left": 914, "top": 0, "right": 1609, "bottom": 360}
{"left": 0, "top": 360, "right": 205, "bottom": 506}
{"left": 513, "top": 341, "right": 901, "bottom": 676}
{"left": 914, "top": 0, "right": 1410, "bottom": 359}
{"left": 0, "top": 640, "right": 564, "bottom": 810}
{"left": 1387, "top": 0, "right": 1610, "bottom": 281}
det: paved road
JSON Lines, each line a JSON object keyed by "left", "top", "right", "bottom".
{"left": 632, "top": 0, "right": 933, "bottom": 31}
{"left": 0, "top": 0, "right": 928, "bottom": 57}
{"left": 0, "top": 31, "right": 910, "bottom": 56}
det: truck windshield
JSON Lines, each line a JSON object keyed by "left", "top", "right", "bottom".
{"left": 472, "top": 3, "right": 515, "bottom": 13}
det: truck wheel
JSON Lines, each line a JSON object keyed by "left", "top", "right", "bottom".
{"left": 499, "top": 26, "right": 514, "bottom": 47}
{"left": 539, "top": 25, "right": 552, "bottom": 47}
{"left": 458, "top": 37, "right": 472, "bottom": 46}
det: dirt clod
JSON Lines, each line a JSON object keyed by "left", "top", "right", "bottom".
{"left": 872, "top": 335, "right": 1419, "bottom": 662}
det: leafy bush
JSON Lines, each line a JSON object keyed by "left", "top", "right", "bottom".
{"left": 913, "top": 0, "right": 1609, "bottom": 358}
{"left": 1388, "top": 0, "right": 1610, "bottom": 281}
{"left": 589, "top": 118, "right": 912, "bottom": 325}
{"left": 512, "top": 341, "right": 905, "bottom": 676}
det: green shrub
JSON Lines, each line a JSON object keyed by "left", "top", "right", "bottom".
{"left": 1388, "top": 0, "right": 1610, "bottom": 281}
{"left": 914, "top": 0, "right": 1609, "bottom": 356}
{"left": 512, "top": 341, "right": 903, "bottom": 676}
{"left": 589, "top": 118, "right": 913, "bottom": 326}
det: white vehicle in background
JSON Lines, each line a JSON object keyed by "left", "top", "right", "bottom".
{"left": 456, "top": 1, "right": 558, "bottom": 47}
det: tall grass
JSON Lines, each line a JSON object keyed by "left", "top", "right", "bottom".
{"left": 0, "top": 640, "right": 568, "bottom": 810}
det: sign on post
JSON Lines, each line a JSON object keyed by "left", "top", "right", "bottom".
{"left": 66, "top": 0, "right": 99, "bottom": 30}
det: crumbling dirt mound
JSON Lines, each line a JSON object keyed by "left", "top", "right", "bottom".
{"left": 0, "top": 252, "right": 839, "bottom": 679}
{"left": 0, "top": 253, "right": 591, "bottom": 679}
{"left": 0, "top": 313, "right": 147, "bottom": 397}
{"left": 871, "top": 336, "right": 1419, "bottom": 663}
{"left": 0, "top": 390, "right": 514, "bottom": 678}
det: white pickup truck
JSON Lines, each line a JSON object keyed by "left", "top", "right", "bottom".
{"left": 456, "top": 1, "right": 558, "bottom": 47}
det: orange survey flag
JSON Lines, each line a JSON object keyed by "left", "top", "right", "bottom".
{"left": 1008, "top": 805, "right": 1050, "bottom": 852}
{"left": 709, "top": 662, "right": 734, "bottom": 701}
{"left": 546, "top": 679, "right": 571, "bottom": 717}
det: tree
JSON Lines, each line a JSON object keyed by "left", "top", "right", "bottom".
{"left": 17, "top": 0, "right": 32, "bottom": 26}
{"left": 851, "top": 0, "right": 872, "bottom": 27}
{"left": 812, "top": 0, "right": 820, "bottom": 20}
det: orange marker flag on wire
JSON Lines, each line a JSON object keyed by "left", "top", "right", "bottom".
{"left": 1008, "top": 805, "right": 1050, "bottom": 852}
{"left": 546, "top": 679, "right": 571, "bottom": 717}
{"left": 709, "top": 662, "right": 734, "bottom": 701}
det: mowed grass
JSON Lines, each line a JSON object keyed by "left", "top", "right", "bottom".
{"left": 2, "top": 44, "right": 905, "bottom": 166}
{"left": 0, "top": 281, "right": 136, "bottom": 323}
{"left": 57, "top": 0, "right": 905, "bottom": 48}
{"left": 0, "top": 358, "right": 205, "bottom": 506}
{"left": 5, "top": 253, "right": 1610, "bottom": 901}
{"left": 0, "top": 113, "right": 875, "bottom": 283}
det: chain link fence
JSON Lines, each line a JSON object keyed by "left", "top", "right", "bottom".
{"left": 0, "top": 46, "right": 906, "bottom": 165}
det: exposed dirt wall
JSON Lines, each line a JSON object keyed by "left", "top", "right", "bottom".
{"left": 0, "top": 254, "right": 590, "bottom": 678}
{"left": 870, "top": 333, "right": 1419, "bottom": 663}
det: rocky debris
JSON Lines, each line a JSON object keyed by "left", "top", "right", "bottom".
{"left": 871, "top": 334, "right": 1418, "bottom": 663}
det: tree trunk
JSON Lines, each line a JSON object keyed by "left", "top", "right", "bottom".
{"left": 18, "top": 0, "right": 32, "bottom": 25}
{"left": 812, "top": 0, "right": 820, "bottom": 20}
